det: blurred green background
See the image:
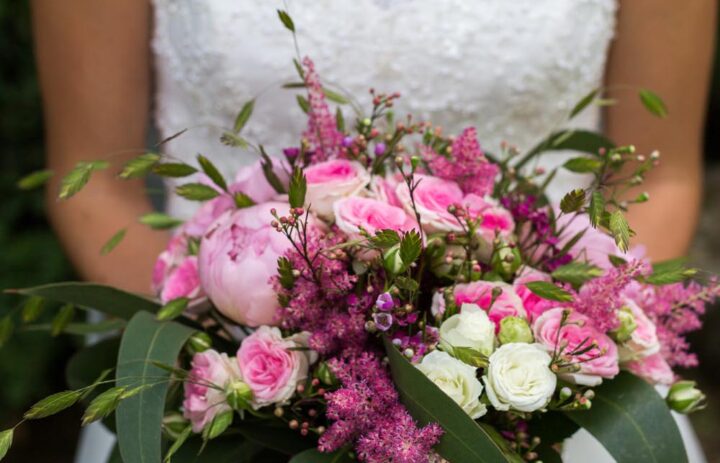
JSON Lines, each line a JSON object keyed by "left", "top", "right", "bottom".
{"left": 1, "top": 1, "right": 719, "bottom": 462}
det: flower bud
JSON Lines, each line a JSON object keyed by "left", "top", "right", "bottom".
{"left": 498, "top": 316, "right": 534, "bottom": 345}
{"left": 316, "top": 362, "right": 338, "bottom": 387}
{"left": 226, "top": 380, "right": 253, "bottom": 411}
{"left": 490, "top": 247, "right": 521, "bottom": 280}
{"left": 666, "top": 380, "right": 706, "bottom": 414}
{"left": 162, "top": 413, "right": 189, "bottom": 439}
{"left": 383, "top": 245, "right": 404, "bottom": 275}
{"left": 610, "top": 306, "right": 637, "bottom": 343}
{"left": 187, "top": 332, "right": 212, "bottom": 354}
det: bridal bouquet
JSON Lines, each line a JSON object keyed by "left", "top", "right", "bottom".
{"left": 4, "top": 10, "right": 718, "bottom": 463}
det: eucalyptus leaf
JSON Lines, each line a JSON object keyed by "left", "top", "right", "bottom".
{"left": 116, "top": 311, "right": 195, "bottom": 463}
{"left": 384, "top": 337, "right": 514, "bottom": 462}
{"left": 564, "top": 372, "right": 686, "bottom": 463}
{"left": 11, "top": 281, "right": 160, "bottom": 320}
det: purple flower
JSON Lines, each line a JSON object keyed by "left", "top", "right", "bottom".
{"left": 375, "top": 292, "right": 395, "bottom": 311}
{"left": 374, "top": 142, "right": 387, "bottom": 156}
{"left": 373, "top": 312, "right": 393, "bottom": 331}
{"left": 342, "top": 136, "right": 354, "bottom": 147}
{"left": 283, "top": 147, "right": 300, "bottom": 159}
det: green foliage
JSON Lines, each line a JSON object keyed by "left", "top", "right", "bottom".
{"left": 399, "top": 230, "right": 422, "bottom": 270}
{"left": 0, "top": 429, "right": 13, "bottom": 461}
{"left": 197, "top": 154, "right": 228, "bottom": 192}
{"left": 139, "top": 212, "right": 184, "bottom": 230}
{"left": 175, "top": 183, "right": 220, "bottom": 201}
{"left": 118, "top": 153, "right": 161, "bottom": 179}
{"left": 156, "top": 297, "right": 189, "bottom": 321}
{"left": 23, "top": 390, "right": 82, "bottom": 420}
{"left": 639, "top": 89, "right": 668, "bottom": 118}
{"left": 277, "top": 9, "right": 295, "bottom": 32}
{"left": 609, "top": 210, "right": 631, "bottom": 252}
{"left": 288, "top": 168, "right": 307, "bottom": 208}
{"left": 100, "top": 228, "right": 127, "bottom": 255}
{"left": 152, "top": 162, "right": 198, "bottom": 178}
{"left": 559, "top": 189, "right": 586, "bottom": 213}
{"left": 525, "top": 281, "right": 574, "bottom": 302}
{"left": 551, "top": 262, "right": 603, "bottom": 287}
{"left": 233, "top": 100, "right": 255, "bottom": 133}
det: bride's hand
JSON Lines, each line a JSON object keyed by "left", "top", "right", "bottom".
{"left": 32, "top": 0, "right": 166, "bottom": 294}
{"left": 606, "top": 0, "right": 716, "bottom": 261}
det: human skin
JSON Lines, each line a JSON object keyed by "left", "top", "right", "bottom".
{"left": 30, "top": 0, "right": 716, "bottom": 292}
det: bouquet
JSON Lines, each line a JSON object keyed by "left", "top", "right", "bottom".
{"left": 4, "top": 10, "right": 718, "bottom": 463}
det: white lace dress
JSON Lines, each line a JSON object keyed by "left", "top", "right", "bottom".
{"left": 75, "top": 1, "right": 706, "bottom": 462}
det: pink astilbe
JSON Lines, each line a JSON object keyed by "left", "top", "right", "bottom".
{"left": 273, "top": 227, "right": 371, "bottom": 354}
{"left": 573, "top": 260, "right": 649, "bottom": 332}
{"left": 302, "top": 57, "right": 343, "bottom": 163}
{"left": 632, "top": 279, "right": 720, "bottom": 368}
{"left": 425, "top": 127, "right": 499, "bottom": 196}
{"left": 320, "top": 353, "right": 443, "bottom": 463}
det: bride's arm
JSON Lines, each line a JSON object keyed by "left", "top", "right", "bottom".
{"left": 32, "top": 0, "right": 167, "bottom": 294}
{"left": 606, "top": 0, "right": 716, "bottom": 261}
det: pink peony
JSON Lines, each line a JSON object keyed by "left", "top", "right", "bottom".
{"left": 198, "top": 202, "right": 292, "bottom": 326}
{"left": 237, "top": 326, "right": 316, "bottom": 408}
{"left": 304, "top": 159, "right": 370, "bottom": 219}
{"left": 333, "top": 196, "right": 417, "bottom": 237}
{"left": 183, "top": 349, "right": 242, "bottom": 432}
{"left": 625, "top": 352, "right": 675, "bottom": 385}
{"left": 396, "top": 175, "right": 465, "bottom": 232}
{"left": 369, "top": 173, "right": 403, "bottom": 208}
{"left": 231, "top": 159, "right": 289, "bottom": 204}
{"left": 513, "top": 267, "right": 555, "bottom": 322}
{"left": 533, "top": 307, "right": 619, "bottom": 386}
{"left": 453, "top": 281, "right": 527, "bottom": 330}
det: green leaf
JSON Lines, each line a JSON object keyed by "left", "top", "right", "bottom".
{"left": 24, "top": 390, "right": 82, "bottom": 419}
{"left": 277, "top": 9, "right": 295, "bottom": 31}
{"left": 551, "top": 262, "right": 603, "bottom": 287}
{"left": 399, "top": 230, "right": 422, "bottom": 270}
{"left": 569, "top": 89, "right": 599, "bottom": 119}
{"left": 233, "top": 99, "right": 255, "bottom": 133}
{"left": 51, "top": 303, "right": 76, "bottom": 336}
{"left": 260, "top": 148, "right": 287, "bottom": 194}
{"left": 289, "top": 448, "right": 353, "bottom": 463}
{"left": 11, "top": 282, "right": 160, "bottom": 320}
{"left": 152, "top": 163, "right": 198, "bottom": 178}
{"left": 234, "top": 420, "right": 315, "bottom": 455}
{"left": 82, "top": 386, "right": 126, "bottom": 426}
{"left": 0, "top": 317, "right": 12, "bottom": 347}
{"left": 563, "top": 157, "right": 603, "bottom": 173}
{"left": 609, "top": 210, "right": 631, "bottom": 252}
{"left": 203, "top": 410, "right": 233, "bottom": 441}
{"left": 323, "top": 88, "right": 350, "bottom": 105}
{"left": 525, "top": 281, "right": 574, "bottom": 302}
{"left": 516, "top": 130, "right": 615, "bottom": 170}
{"left": 59, "top": 161, "right": 108, "bottom": 200}
{"left": 197, "top": 154, "right": 227, "bottom": 192}
{"left": 293, "top": 58, "right": 305, "bottom": 80}
{"left": 384, "top": 337, "right": 514, "bottom": 462}
{"left": 139, "top": 212, "right": 184, "bottom": 230}
{"left": 370, "top": 229, "right": 401, "bottom": 249}
{"left": 296, "top": 95, "right": 310, "bottom": 114}
{"left": 0, "top": 429, "right": 13, "bottom": 461}
{"left": 156, "top": 297, "right": 189, "bottom": 322}
{"left": 116, "top": 311, "right": 195, "bottom": 463}
{"left": 21, "top": 296, "right": 44, "bottom": 323}
{"left": 335, "top": 107, "right": 345, "bottom": 132}
{"left": 17, "top": 169, "right": 53, "bottom": 190}
{"left": 27, "top": 319, "right": 125, "bottom": 336}
{"left": 646, "top": 258, "right": 696, "bottom": 285}
{"left": 277, "top": 257, "right": 296, "bottom": 290}
{"left": 395, "top": 276, "right": 420, "bottom": 292}
{"left": 288, "top": 168, "right": 307, "bottom": 209}
{"left": 119, "top": 153, "right": 161, "bottom": 179}
{"left": 233, "top": 192, "right": 255, "bottom": 209}
{"left": 164, "top": 425, "right": 192, "bottom": 463}
{"left": 608, "top": 254, "right": 628, "bottom": 267}
{"left": 446, "top": 346, "right": 487, "bottom": 368}
{"left": 564, "top": 372, "right": 686, "bottom": 463}
{"left": 175, "top": 183, "right": 220, "bottom": 201}
{"left": 101, "top": 228, "right": 127, "bottom": 255}
{"left": 559, "top": 189, "right": 586, "bottom": 214}
{"left": 220, "top": 132, "right": 249, "bottom": 148}
{"left": 639, "top": 89, "right": 668, "bottom": 118}
{"left": 588, "top": 191, "right": 605, "bottom": 228}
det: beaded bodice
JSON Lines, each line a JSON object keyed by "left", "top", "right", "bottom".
{"left": 151, "top": 0, "right": 617, "bottom": 216}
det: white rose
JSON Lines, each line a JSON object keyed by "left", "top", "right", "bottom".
{"left": 417, "top": 350, "right": 487, "bottom": 419}
{"left": 619, "top": 299, "right": 660, "bottom": 362}
{"left": 439, "top": 303, "right": 495, "bottom": 357}
{"left": 483, "top": 343, "right": 556, "bottom": 412}
{"left": 303, "top": 159, "right": 370, "bottom": 220}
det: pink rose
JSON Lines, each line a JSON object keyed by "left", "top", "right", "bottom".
{"left": 513, "top": 267, "right": 555, "bottom": 322}
{"left": 453, "top": 281, "right": 527, "bottom": 330}
{"left": 231, "top": 159, "right": 289, "bottom": 204}
{"left": 369, "top": 173, "right": 403, "bottom": 208}
{"left": 618, "top": 299, "right": 660, "bottom": 362}
{"left": 533, "top": 307, "right": 619, "bottom": 386}
{"left": 463, "top": 194, "right": 515, "bottom": 243}
{"left": 237, "top": 326, "right": 316, "bottom": 408}
{"left": 304, "top": 159, "right": 370, "bottom": 219}
{"left": 198, "top": 202, "right": 292, "bottom": 326}
{"left": 334, "top": 196, "right": 417, "bottom": 237}
{"left": 396, "top": 175, "right": 465, "bottom": 232}
{"left": 625, "top": 353, "right": 675, "bottom": 385}
{"left": 183, "top": 349, "right": 242, "bottom": 432}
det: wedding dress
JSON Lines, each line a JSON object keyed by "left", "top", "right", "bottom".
{"left": 76, "top": 1, "right": 706, "bottom": 461}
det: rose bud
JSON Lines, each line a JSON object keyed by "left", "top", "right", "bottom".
{"left": 666, "top": 380, "right": 706, "bottom": 414}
